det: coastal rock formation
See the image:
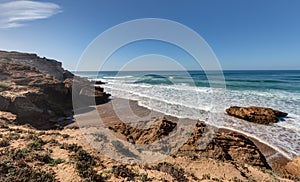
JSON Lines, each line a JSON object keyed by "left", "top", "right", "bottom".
{"left": 0, "top": 50, "right": 110, "bottom": 129}
{"left": 0, "top": 50, "right": 73, "bottom": 81}
{"left": 285, "top": 156, "right": 300, "bottom": 177}
{"left": 226, "top": 106, "right": 288, "bottom": 125}
{"left": 177, "top": 121, "right": 271, "bottom": 168}
{"left": 109, "top": 116, "right": 270, "bottom": 169}
{"left": 109, "top": 116, "right": 177, "bottom": 144}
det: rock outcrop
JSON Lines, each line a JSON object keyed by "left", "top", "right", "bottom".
{"left": 285, "top": 156, "right": 300, "bottom": 177}
{"left": 0, "top": 50, "right": 110, "bottom": 129}
{"left": 109, "top": 116, "right": 177, "bottom": 144}
{"left": 109, "top": 117, "right": 270, "bottom": 169}
{"left": 0, "top": 50, "right": 73, "bottom": 81}
{"left": 177, "top": 121, "right": 271, "bottom": 168}
{"left": 226, "top": 106, "right": 288, "bottom": 125}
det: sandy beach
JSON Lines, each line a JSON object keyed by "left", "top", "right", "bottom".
{"left": 73, "top": 97, "right": 293, "bottom": 175}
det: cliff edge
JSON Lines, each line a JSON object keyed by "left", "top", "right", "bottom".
{"left": 0, "top": 50, "right": 110, "bottom": 129}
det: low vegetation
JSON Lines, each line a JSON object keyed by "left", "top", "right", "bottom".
{"left": 71, "top": 149, "right": 103, "bottom": 181}
{"left": 0, "top": 118, "right": 298, "bottom": 181}
{"left": 0, "top": 83, "right": 10, "bottom": 92}
{"left": 155, "top": 162, "right": 188, "bottom": 182}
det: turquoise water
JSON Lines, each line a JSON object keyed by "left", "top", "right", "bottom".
{"left": 75, "top": 70, "right": 300, "bottom": 92}
{"left": 74, "top": 70, "right": 300, "bottom": 159}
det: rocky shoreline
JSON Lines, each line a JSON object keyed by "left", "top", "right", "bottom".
{"left": 0, "top": 51, "right": 110, "bottom": 129}
{"left": 0, "top": 50, "right": 299, "bottom": 181}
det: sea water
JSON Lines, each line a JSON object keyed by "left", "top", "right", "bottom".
{"left": 74, "top": 70, "right": 300, "bottom": 159}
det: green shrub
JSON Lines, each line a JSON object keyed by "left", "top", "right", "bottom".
{"left": 155, "top": 162, "right": 188, "bottom": 182}
{"left": 139, "top": 173, "right": 149, "bottom": 182}
{"left": 60, "top": 143, "right": 82, "bottom": 152}
{"left": 33, "top": 153, "right": 64, "bottom": 166}
{"left": 112, "top": 165, "right": 135, "bottom": 180}
{"left": 0, "top": 83, "right": 10, "bottom": 92}
{"left": 10, "top": 149, "right": 30, "bottom": 160}
{"left": 0, "top": 159, "right": 55, "bottom": 182}
{"left": 71, "top": 149, "right": 103, "bottom": 181}
{"left": 27, "top": 142, "right": 43, "bottom": 150}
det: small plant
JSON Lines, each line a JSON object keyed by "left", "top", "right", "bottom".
{"left": 10, "top": 148, "right": 30, "bottom": 160}
{"left": 37, "top": 131, "right": 46, "bottom": 136}
{"left": 27, "top": 141, "right": 43, "bottom": 150}
{"left": 33, "top": 153, "right": 64, "bottom": 166}
{"left": 50, "top": 158, "right": 65, "bottom": 166}
{"left": 7, "top": 132, "right": 21, "bottom": 140}
{"left": 0, "top": 83, "right": 10, "bottom": 92}
{"left": 139, "top": 173, "right": 148, "bottom": 181}
{"left": 71, "top": 149, "right": 103, "bottom": 181}
{"left": 185, "top": 131, "right": 193, "bottom": 136}
{"left": 155, "top": 162, "right": 188, "bottom": 182}
{"left": 0, "top": 124, "right": 9, "bottom": 129}
{"left": 48, "top": 138, "right": 59, "bottom": 145}
{"left": 60, "top": 143, "right": 82, "bottom": 152}
{"left": 202, "top": 173, "right": 211, "bottom": 180}
{"left": 0, "top": 139, "right": 9, "bottom": 147}
{"left": 0, "top": 158, "right": 55, "bottom": 181}
{"left": 112, "top": 165, "right": 135, "bottom": 180}
{"left": 62, "top": 134, "right": 70, "bottom": 138}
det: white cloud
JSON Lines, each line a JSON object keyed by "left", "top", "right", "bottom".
{"left": 0, "top": 0, "right": 61, "bottom": 28}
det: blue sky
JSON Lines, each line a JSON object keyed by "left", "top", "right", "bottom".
{"left": 0, "top": 0, "right": 300, "bottom": 70}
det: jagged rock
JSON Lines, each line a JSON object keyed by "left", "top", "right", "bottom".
{"left": 177, "top": 121, "right": 271, "bottom": 169}
{"left": 0, "top": 50, "right": 73, "bottom": 80}
{"left": 0, "top": 95, "right": 10, "bottom": 110}
{"left": 285, "top": 156, "right": 300, "bottom": 177}
{"left": 226, "top": 106, "right": 288, "bottom": 125}
{"left": 109, "top": 116, "right": 177, "bottom": 144}
{"left": 0, "top": 50, "right": 110, "bottom": 129}
{"left": 93, "top": 80, "right": 106, "bottom": 85}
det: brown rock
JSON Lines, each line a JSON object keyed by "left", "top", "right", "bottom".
{"left": 0, "top": 50, "right": 73, "bottom": 80}
{"left": 285, "top": 156, "right": 300, "bottom": 177}
{"left": 177, "top": 121, "right": 271, "bottom": 169}
{"left": 0, "top": 50, "right": 110, "bottom": 129}
{"left": 109, "top": 116, "right": 177, "bottom": 144}
{"left": 226, "top": 106, "right": 288, "bottom": 125}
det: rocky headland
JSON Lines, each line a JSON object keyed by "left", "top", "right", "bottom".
{"left": 0, "top": 51, "right": 110, "bottom": 129}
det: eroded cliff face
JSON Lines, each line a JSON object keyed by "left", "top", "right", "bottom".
{"left": 0, "top": 51, "right": 110, "bottom": 129}
{"left": 0, "top": 51, "right": 74, "bottom": 81}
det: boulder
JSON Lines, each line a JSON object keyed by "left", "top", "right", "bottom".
{"left": 226, "top": 106, "right": 288, "bottom": 125}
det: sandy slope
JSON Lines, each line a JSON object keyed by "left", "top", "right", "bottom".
{"left": 2, "top": 98, "right": 297, "bottom": 181}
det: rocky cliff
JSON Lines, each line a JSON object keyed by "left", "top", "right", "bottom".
{"left": 0, "top": 51, "right": 73, "bottom": 81}
{"left": 0, "top": 50, "right": 110, "bottom": 129}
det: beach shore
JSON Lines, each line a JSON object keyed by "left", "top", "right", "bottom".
{"left": 73, "top": 97, "right": 292, "bottom": 174}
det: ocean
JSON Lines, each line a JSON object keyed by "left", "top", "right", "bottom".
{"left": 74, "top": 70, "right": 300, "bottom": 159}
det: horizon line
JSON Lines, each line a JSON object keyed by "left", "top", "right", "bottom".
{"left": 71, "top": 69, "right": 300, "bottom": 72}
